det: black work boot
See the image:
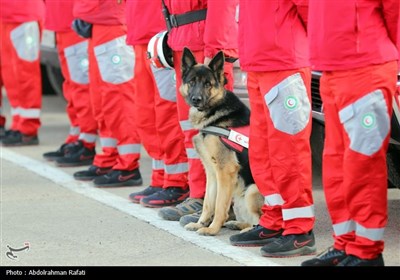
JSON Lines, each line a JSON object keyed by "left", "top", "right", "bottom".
{"left": 229, "top": 225, "right": 283, "bottom": 247}
{"left": 301, "top": 246, "right": 347, "bottom": 266}
{"left": 93, "top": 169, "right": 143, "bottom": 187}
{"left": 56, "top": 141, "right": 95, "bottom": 167}
{"left": 73, "top": 165, "right": 112, "bottom": 181}
{"left": 337, "top": 254, "right": 384, "bottom": 266}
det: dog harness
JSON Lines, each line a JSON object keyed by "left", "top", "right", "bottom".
{"left": 200, "top": 125, "right": 254, "bottom": 186}
{"left": 200, "top": 125, "right": 249, "bottom": 152}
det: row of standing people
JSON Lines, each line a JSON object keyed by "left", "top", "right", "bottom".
{"left": 1, "top": 0, "right": 399, "bottom": 266}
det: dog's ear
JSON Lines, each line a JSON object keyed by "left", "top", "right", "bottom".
{"left": 208, "top": 51, "right": 225, "bottom": 85}
{"left": 181, "top": 47, "right": 197, "bottom": 77}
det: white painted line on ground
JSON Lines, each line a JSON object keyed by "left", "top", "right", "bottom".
{"left": 1, "top": 148, "right": 280, "bottom": 266}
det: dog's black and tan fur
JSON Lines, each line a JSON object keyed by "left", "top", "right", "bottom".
{"left": 180, "top": 47, "right": 263, "bottom": 236}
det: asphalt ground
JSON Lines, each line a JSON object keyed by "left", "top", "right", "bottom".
{"left": 1, "top": 93, "right": 399, "bottom": 271}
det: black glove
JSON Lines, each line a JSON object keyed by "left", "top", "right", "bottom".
{"left": 71, "top": 19, "right": 93, "bottom": 39}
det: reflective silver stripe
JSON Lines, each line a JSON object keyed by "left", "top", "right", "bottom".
{"left": 356, "top": 222, "right": 384, "bottom": 241}
{"left": 180, "top": 120, "right": 193, "bottom": 131}
{"left": 332, "top": 220, "right": 356, "bottom": 236}
{"left": 282, "top": 205, "right": 315, "bottom": 221}
{"left": 100, "top": 137, "right": 117, "bottom": 148}
{"left": 11, "top": 107, "right": 20, "bottom": 116}
{"left": 165, "top": 162, "right": 189, "bottom": 174}
{"left": 19, "top": 108, "right": 40, "bottom": 118}
{"left": 79, "top": 133, "right": 97, "bottom": 143}
{"left": 264, "top": 194, "right": 285, "bottom": 206}
{"left": 186, "top": 148, "right": 199, "bottom": 159}
{"left": 69, "top": 126, "right": 80, "bottom": 136}
{"left": 117, "top": 144, "right": 141, "bottom": 155}
{"left": 152, "top": 159, "right": 164, "bottom": 170}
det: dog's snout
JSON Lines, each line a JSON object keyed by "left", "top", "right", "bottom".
{"left": 191, "top": 95, "right": 202, "bottom": 105}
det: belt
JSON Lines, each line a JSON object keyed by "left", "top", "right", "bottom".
{"left": 169, "top": 9, "right": 207, "bottom": 28}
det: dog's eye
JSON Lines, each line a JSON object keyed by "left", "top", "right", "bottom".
{"left": 189, "top": 80, "right": 196, "bottom": 87}
{"left": 205, "top": 82, "right": 211, "bottom": 88}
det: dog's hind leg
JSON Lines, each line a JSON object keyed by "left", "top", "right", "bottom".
{"left": 225, "top": 184, "right": 263, "bottom": 231}
{"left": 245, "top": 184, "right": 263, "bottom": 225}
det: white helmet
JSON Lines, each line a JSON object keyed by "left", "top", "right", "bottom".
{"left": 147, "top": 30, "right": 174, "bottom": 69}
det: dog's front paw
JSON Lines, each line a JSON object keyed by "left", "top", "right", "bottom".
{"left": 197, "top": 226, "right": 220, "bottom": 236}
{"left": 184, "top": 222, "right": 204, "bottom": 231}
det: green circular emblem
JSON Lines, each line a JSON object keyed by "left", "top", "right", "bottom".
{"left": 26, "top": 36, "right": 34, "bottom": 45}
{"left": 111, "top": 55, "right": 121, "bottom": 64}
{"left": 284, "top": 96, "right": 298, "bottom": 110}
{"left": 361, "top": 113, "right": 376, "bottom": 129}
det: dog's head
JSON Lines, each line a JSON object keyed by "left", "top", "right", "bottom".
{"left": 180, "top": 47, "right": 226, "bottom": 111}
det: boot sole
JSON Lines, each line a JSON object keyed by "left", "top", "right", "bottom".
{"left": 260, "top": 245, "right": 317, "bottom": 258}
{"left": 94, "top": 178, "right": 143, "bottom": 188}
{"left": 140, "top": 200, "right": 181, "bottom": 208}
{"left": 230, "top": 239, "right": 278, "bottom": 247}
{"left": 43, "top": 156, "right": 64, "bottom": 162}
{"left": 157, "top": 210, "right": 185, "bottom": 221}
{"left": 73, "top": 176, "right": 96, "bottom": 181}
{"left": 56, "top": 160, "right": 93, "bottom": 167}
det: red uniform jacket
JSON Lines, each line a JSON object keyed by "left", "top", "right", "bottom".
{"left": 44, "top": 0, "right": 74, "bottom": 32}
{"left": 125, "top": 0, "right": 166, "bottom": 45}
{"left": 238, "top": 0, "right": 309, "bottom": 72}
{"left": 163, "top": 0, "right": 238, "bottom": 58}
{"left": 0, "top": 0, "right": 45, "bottom": 23}
{"left": 308, "top": 0, "right": 399, "bottom": 71}
{"left": 73, "top": 0, "right": 126, "bottom": 26}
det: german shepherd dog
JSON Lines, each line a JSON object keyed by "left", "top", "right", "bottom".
{"left": 180, "top": 47, "right": 264, "bottom": 236}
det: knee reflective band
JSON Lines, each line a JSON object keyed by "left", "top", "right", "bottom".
{"left": 147, "top": 30, "right": 174, "bottom": 69}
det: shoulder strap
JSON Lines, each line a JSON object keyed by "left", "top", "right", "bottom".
{"left": 200, "top": 126, "right": 230, "bottom": 138}
{"left": 201, "top": 126, "right": 249, "bottom": 149}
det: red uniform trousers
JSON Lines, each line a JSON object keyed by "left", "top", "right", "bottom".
{"left": 320, "top": 61, "right": 397, "bottom": 259}
{"left": 247, "top": 68, "right": 315, "bottom": 235}
{"left": 173, "top": 50, "right": 234, "bottom": 198}
{"left": 89, "top": 24, "right": 141, "bottom": 171}
{"left": 133, "top": 44, "right": 188, "bottom": 188}
{"left": 56, "top": 31, "right": 97, "bottom": 148}
{"left": 0, "top": 57, "right": 5, "bottom": 128}
{"left": 0, "top": 21, "right": 42, "bottom": 136}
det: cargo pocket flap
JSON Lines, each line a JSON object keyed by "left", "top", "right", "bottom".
{"left": 64, "top": 46, "right": 76, "bottom": 57}
{"left": 264, "top": 86, "right": 279, "bottom": 105}
{"left": 94, "top": 45, "right": 107, "bottom": 56}
{"left": 339, "top": 104, "right": 355, "bottom": 124}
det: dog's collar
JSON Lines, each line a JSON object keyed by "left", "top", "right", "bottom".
{"left": 200, "top": 125, "right": 249, "bottom": 149}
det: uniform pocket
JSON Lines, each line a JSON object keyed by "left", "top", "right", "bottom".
{"left": 10, "top": 21, "right": 40, "bottom": 62}
{"left": 94, "top": 35, "right": 134, "bottom": 84}
{"left": 339, "top": 90, "right": 390, "bottom": 156}
{"left": 150, "top": 65, "right": 176, "bottom": 102}
{"left": 264, "top": 73, "right": 311, "bottom": 135}
{"left": 64, "top": 40, "right": 89, "bottom": 85}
